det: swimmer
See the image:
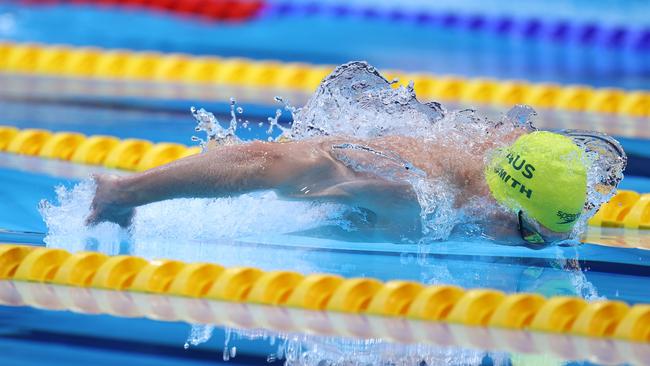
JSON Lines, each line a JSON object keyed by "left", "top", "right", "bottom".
{"left": 87, "top": 128, "right": 624, "bottom": 248}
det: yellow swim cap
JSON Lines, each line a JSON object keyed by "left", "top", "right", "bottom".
{"left": 486, "top": 131, "right": 587, "bottom": 233}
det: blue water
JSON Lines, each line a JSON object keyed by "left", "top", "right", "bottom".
{"left": 1, "top": 153, "right": 649, "bottom": 365}
{"left": 1, "top": 156, "right": 648, "bottom": 365}
{"left": 0, "top": 304, "right": 280, "bottom": 366}
{"left": 2, "top": 151, "right": 650, "bottom": 305}
{"left": 0, "top": 73, "right": 648, "bottom": 366}
{"left": 0, "top": 3, "right": 649, "bottom": 365}
{"left": 1, "top": 98, "right": 649, "bottom": 303}
{"left": 0, "top": 3, "right": 648, "bottom": 89}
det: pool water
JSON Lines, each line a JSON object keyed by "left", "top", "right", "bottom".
{"left": 2, "top": 2, "right": 648, "bottom": 89}
{"left": 1, "top": 100, "right": 649, "bottom": 365}
{"left": 1, "top": 1, "right": 649, "bottom": 365}
{"left": 2, "top": 94, "right": 650, "bottom": 366}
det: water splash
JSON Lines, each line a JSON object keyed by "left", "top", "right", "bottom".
{"left": 222, "top": 328, "right": 233, "bottom": 361}
{"left": 41, "top": 61, "right": 624, "bottom": 248}
{"left": 554, "top": 246, "right": 605, "bottom": 301}
{"left": 40, "top": 184, "right": 349, "bottom": 260}
{"left": 191, "top": 98, "right": 242, "bottom": 150}
{"left": 184, "top": 324, "right": 214, "bottom": 349}
{"left": 36, "top": 61, "right": 625, "bottom": 358}
{"left": 39, "top": 180, "right": 127, "bottom": 254}
{"left": 564, "top": 129, "right": 627, "bottom": 242}
{"left": 288, "top": 62, "right": 444, "bottom": 140}
{"left": 224, "top": 327, "right": 511, "bottom": 366}
{"left": 266, "top": 96, "right": 293, "bottom": 140}
{"left": 267, "top": 62, "right": 526, "bottom": 241}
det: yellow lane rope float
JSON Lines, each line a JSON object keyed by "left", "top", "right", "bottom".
{"left": 1, "top": 280, "right": 648, "bottom": 366}
{"left": 0, "top": 42, "right": 648, "bottom": 117}
{"left": 0, "top": 244, "right": 649, "bottom": 344}
{"left": 0, "top": 126, "right": 200, "bottom": 171}
{"left": 1, "top": 125, "right": 649, "bottom": 229}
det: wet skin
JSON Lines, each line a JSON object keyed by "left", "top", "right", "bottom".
{"left": 87, "top": 130, "right": 569, "bottom": 246}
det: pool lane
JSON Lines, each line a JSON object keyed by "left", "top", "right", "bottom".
{"left": 2, "top": 150, "right": 650, "bottom": 235}
{"left": 1, "top": 3, "right": 648, "bottom": 89}
{"left": 1, "top": 96, "right": 649, "bottom": 171}
{"left": 1, "top": 156, "right": 649, "bottom": 305}
{"left": 0, "top": 95, "right": 648, "bottom": 306}
{"left": 1, "top": 282, "right": 647, "bottom": 366}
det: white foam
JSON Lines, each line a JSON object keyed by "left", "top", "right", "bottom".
{"left": 225, "top": 326, "right": 510, "bottom": 366}
{"left": 184, "top": 324, "right": 214, "bottom": 350}
{"left": 40, "top": 180, "right": 347, "bottom": 256}
{"left": 39, "top": 180, "right": 127, "bottom": 253}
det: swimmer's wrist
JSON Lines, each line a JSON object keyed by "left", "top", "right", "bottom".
{"left": 113, "top": 174, "right": 174, "bottom": 207}
{"left": 111, "top": 178, "right": 139, "bottom": 208}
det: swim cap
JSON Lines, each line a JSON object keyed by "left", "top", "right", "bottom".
{"left": 486, "top": 131, "right": 587, "bottom": 232}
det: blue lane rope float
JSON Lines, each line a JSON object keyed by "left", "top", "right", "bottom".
{"left": 262, "top": 1, "right": 650, "bottom": 51}
{"left": 12, "top": 0, "right": 650, "bottom": 50}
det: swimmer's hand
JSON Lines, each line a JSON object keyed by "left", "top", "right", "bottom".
{"left": 86, "top": 174, "right": 135, "bottom": 228}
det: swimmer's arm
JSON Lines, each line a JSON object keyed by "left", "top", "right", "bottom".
{"left": 87, "top": 140, "right": 351, "bottom": 225}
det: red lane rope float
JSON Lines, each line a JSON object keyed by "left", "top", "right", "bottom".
{"left": 17, "top": 0, "right": 266, "bottom": 22}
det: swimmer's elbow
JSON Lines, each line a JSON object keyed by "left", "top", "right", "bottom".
{"left": 258, "top": 142, "right": 332, "bottom": 183}
{"left": 224, "top": 141, "right": 320, "bottom": 190}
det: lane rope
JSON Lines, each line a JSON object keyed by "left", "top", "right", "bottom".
{"left": 0, "top": 243, "right": 648, "bottom": 343}
{"left": 264, "top": 1, "right": 650, "bottom": 51}
{"left": 16, "top": 0, "right": 650, "bottom": 51}
{"left": 15, "top": 0, "right": 265, "bottom": 22}
{"left": 0, "top": 126, "right": 200, "bottom": 171}
{"left": 0, "top": 279, "right": 648, "bottom": 365}
{"left": 0, "top": 42, "right": 648, "bottom": 117}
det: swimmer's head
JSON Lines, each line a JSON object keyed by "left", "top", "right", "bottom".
{"left": 485, "top": 131, "right": 588, "bottom": 234}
